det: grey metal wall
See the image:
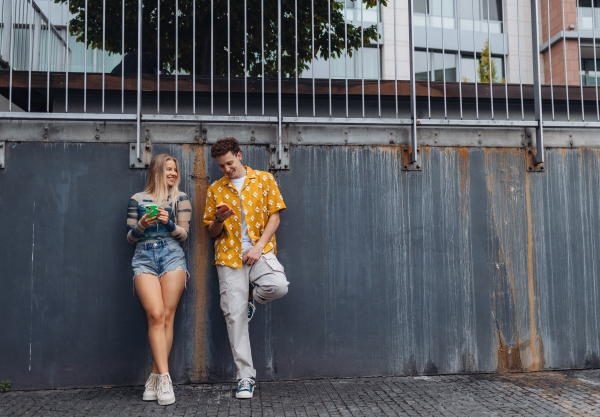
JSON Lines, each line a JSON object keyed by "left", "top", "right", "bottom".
{"left": 2, "top": 139, "right": 600, "bottom": 389}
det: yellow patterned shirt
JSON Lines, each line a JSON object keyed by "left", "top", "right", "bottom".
{"left": 204, "top": 167, "right": 286, "bottom": 268}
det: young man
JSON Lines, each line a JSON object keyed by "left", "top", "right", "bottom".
{"left": 204, "top": 137, "right": 289, "bottom": 399}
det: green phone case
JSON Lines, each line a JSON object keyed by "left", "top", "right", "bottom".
{"left": 145, "top": 204, "right": 159, "bottom": 218}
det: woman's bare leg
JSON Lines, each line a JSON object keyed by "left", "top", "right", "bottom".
{"left": 150, "top": 270, "right": 186, "bottom": 374}
{"left": 135, "top": 273, "right": 169, "bottom": 375}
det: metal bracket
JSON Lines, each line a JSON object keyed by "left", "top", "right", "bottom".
{"left": 269, "top": 145, "right": 290, "bottom": 171}
{"left": 0, "top": 142, "right": 5, "bottom": 169}
{"left": 526, "top": 148, "right": 545, "bottom": 173}
{"left": 401, "top": 146, "right": 421, "bottom": 171}
{"left": 130, "top": 141, "right": 152, "bottom": 169}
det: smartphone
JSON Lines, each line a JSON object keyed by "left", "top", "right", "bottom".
{"left": 216, "top": 203, "right": 232, "bottom": 213}
{"left": 145, "top": 204, "right": 159, "bottom": 218}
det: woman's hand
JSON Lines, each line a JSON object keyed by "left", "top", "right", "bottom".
{"left": 140, "top": 211, "right": 159, "bottom": 228}
{"left": 157, "top": 208, "right": 170, "bottom": 225}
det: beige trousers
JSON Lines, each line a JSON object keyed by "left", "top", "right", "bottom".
{"left": 216, "top": 249, "right": 289, "bottom": 379}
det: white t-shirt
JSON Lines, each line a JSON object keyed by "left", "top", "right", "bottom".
{"left": 230, "top": 176, "right": 254, "bottom": 250}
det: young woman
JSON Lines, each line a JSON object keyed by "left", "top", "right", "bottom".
{"left": 127, "top": 154, "right": 192, "bottom": 406}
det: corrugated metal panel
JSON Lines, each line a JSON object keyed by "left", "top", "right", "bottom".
{"left": 2, "top": 142, "right": 600, "bottom": 389}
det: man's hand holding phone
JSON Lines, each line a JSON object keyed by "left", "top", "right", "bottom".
{"left": 215, "top": 203, "right": 234, "bottom": 223}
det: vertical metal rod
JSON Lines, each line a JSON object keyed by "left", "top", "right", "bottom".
{"left": 46, "top": 0, "right": 51, "bottom": 112}
{"left": 14, "top": 0, "right": 19, "bottom": 71}
{"left": 455, "top": 0, "right": 462, "bottom": 119}
{"left": 8, "top": 0, "right": 13, "bottom": 111}
{"left": 577, "top": 0, "right": 584, "bottom": 121}
{"left": 361, "top": 1, "right": 364, "bottom": 117}
{"left": 122, "top": 0, "right": 125, "bottom": 114}
{"left": 176, "top": 0, "right": 179, "bottom": 115}
{"left": 0, "top": 0, "right": 4, "bottom": 59}
{"left": 425, "top": 0, "right": 430, "bottom": 118}
{"left": 471, "top": 0, "right": 478, "bottom": 119}
{"left": 376, "top": 0, "right": 380, "bottom": 117}
{"left": 530, "top": 0, "right": 544, "bottom": 164}
{"left": 193, "top": 0, "right": 196, "bottom": 115}
{"left": 278, "top": 0, "right": 282, "bottom": 161}
{"left": 22, "top": 0, "right": 27, "bottom": 69}
{"left": 312, "top": 0, "right": 315, "bottom": 116}
{"left": 561, "top": 0, "right": 569, "bottom": 120}
{"left": 15, "top": 0, "right": 21, "bottom": 71}
{"left": 517, "top": 0, "right": 524, "bottom": 120}
{"left": 261, "top": 0, "right": 264, "bottom": 115}
{"left": 102, "top": 0, "right": 106, "bottom": 113}
{"left": 547, "top": 0, "right": 554, "bottom": 120}
{"left": 25, "top": 0, "right": 33, "bottom": 74}
{"left": 158, "top": 0, "right": 160, "bottom": 114}
{"left": 84, "top": 0, "right": 88, "bottom": 113}
{"left": 592, "top": 0, "right": 599, "bottom": 120}
{"left": 328, "top": 0, "right": 332, "bottom": 117}
{"left": 487, "top": 0, "right": 493, "bottom": 119}
{"left": 28, "top": 0, "right": 34, "bottom": 112}
{"left": 345, "top": 0, "right": 349, "bottom": 117}
{"left": 441, "top": 0, "right": 447, "bottom": 119}
{"left": 502, "top": 0, "right": 508, "bottom": 119}
{"left": 66, "top": 0, "right": 69, "bottom": 112}
{"left": 227, "top": 0, "right": 230, "bottom": 115}
{"left": 244, "top": 0, "right": 247, "bottom": 116}
{"left": 296, "top": 0, "right": 298, "bottom": 117}
{"left": 393, "top": 0, "right": 397, "bottom": 118}
{"left": 408, "top": 0, "right": 418, "bottom": 163}
{"left": 211, "top": 0, "right": 213, "bottom": 114}
{"left": 137, "top": 0, "right": 142, "bottom": 160}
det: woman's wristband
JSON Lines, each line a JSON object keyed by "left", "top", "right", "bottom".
{"left": 215, "top": 218, "right": 224, "bottom": 224}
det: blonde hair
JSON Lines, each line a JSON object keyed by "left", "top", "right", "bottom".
{"left": 144, "top": 154, "right": 182, "bottom": 214}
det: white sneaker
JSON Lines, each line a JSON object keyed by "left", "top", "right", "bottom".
{"left": 156, "top": 373, "right": 176, "bottom": 406}
{"left": 142, "top": 373, "right": 159, "bottom": 401}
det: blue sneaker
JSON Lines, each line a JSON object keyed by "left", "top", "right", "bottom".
{"left": 236, "top": 377, "right": 255, "bottom": 399}
{"left": 247, "top": 299, "right": 256, "bottom": 322}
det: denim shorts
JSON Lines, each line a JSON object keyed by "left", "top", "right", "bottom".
{"left": 132, "top": 238, "right": 189, "bottom": 282}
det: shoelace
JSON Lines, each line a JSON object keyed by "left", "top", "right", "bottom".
{"left": 157, "top": 374, "right": 172, "bottom": 396}
{"left": 238, "top": 378, "right": 255, "bottom": 391}
{"left": 145, "top": 374, "right": 158, "bottom": 390}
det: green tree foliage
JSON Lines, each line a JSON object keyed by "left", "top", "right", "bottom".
{"left": 478, "top": 38, "right": 499, "bottom": 83}
{"left": 58, "top": 0, "right": 384, "bottom": 77}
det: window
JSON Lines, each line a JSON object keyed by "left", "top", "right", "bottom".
{"left": 344, "top": 1, "right": 379, "bottom": 24}
{"left": 581, "top": 58, "right": 600, "bottom": 86}
{"left": 461, "top": 55, "right": 504, "bottom": 82}
{"left": 578, "top": 0, "right": 600, "bottom": 31}
{"left": 415, "top": 0, "right": 456, "bottom": 29}
{"left": 415, "top": 50, "right": 457, "bottom": 82}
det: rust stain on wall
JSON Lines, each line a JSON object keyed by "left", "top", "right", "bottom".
{"left": 525, "top": 171, "right": 543, "bottom": 371}
{"left": 484, "top": 148, "right": 546, "bottom": 372}
{"left": 184, "top": 144, "right": 210, "bottom": 382}
{"left": 457, "top": 147, "right": 470, "bottom": 222}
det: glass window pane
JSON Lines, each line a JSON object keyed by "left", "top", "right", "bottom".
{"left": 460, "top": 0, "right": 478, "bottom": 19}
{"left": 482, "top": 0, "right": 502, "bottom": 21}
{"left": 461, "top": 56, "right": 478, "bottom": 82}
{"left": 433, "top": 52, "right": 456, "bottom": 82}
{"left": 415, "top": 0, "right": 428, "bottom": 14}
{"left": 415, "top": 51, "right": 429, "bottom": 80}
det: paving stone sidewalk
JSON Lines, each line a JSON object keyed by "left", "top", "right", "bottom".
{"left": 3, "top": 370, "right": 600, "bottom": 416}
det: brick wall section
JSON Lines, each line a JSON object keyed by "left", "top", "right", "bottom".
{"left": 541, "top": 0, "right": 580, "bottom": 85}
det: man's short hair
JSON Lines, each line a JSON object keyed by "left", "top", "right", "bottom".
{"left": 211, "top": 137, "right": 241, "bottom": 158}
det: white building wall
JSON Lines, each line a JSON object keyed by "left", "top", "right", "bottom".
{"left": 381, "top": 1, "right": 410, "bottom": 80}
{"left": 380, "top": 0, "right": 538, "bottom": 84}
